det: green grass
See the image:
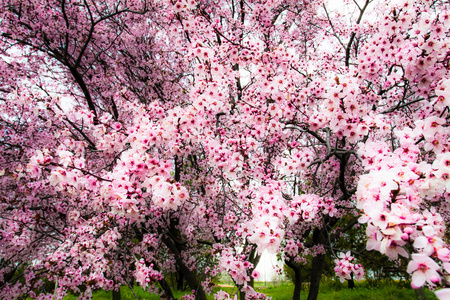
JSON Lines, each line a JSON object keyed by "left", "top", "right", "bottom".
{"left": 316, "top": 285, "right": 435, "bottom": 300}
{"left": 254, "top": 283, "right": 294, "bottom": 300}
{"left": 58, "top": 280, "right": 437, "bottom": 300}
{"left": 228, "top": 280, "right": 438, "bottom": 300}
{"left": 317, "top": 279, "right": 437, "bottom": 300}
{"left": 62, "top": 286, "right": 168, "bottom": 300}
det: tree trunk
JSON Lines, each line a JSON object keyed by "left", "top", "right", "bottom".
{"left": 239, "top": 289, "right": 246, "bottom": 300}
{"left": 161, "top": 235, "right": 207, "bottom": 300}
{"left": 159, "top": 276, "right": 176, "bottom": 299}
{"left": 179, "top": 262, "right": 207, "bottom": 300}
{"left": 285, "top": 259, "right": 302, "bottom": 300}
{"left": 306, "top": 218, "right": 337, "bottom": 300}
{"left": 293, "top": 266, "right": 302, "bottom": 300}
{"left": 151, "top": 263, "right": 176, "bottom": 299}
{"left": 112, "top": 288, "right": 121, "bottom": 300}
{"left": 239, "top": 246, "right": 261, "bottom": 300}
{"left": 306, "top": 253, "right": 325, "bottom": 300}
{"left": 177, "top": 269, "right": 184, "bottom": 291}
{"left": 347, "top": 272, "right": 354, "bottom": 289}
{"left": 249, "top": 250, "right": 261, "bottom": 289}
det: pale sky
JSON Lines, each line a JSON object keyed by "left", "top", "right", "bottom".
{"left": 254, "top": 250, "right": 285, "bottom": 282}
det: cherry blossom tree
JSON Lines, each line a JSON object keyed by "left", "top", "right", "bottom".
{"left": 1, "top": 0, "right": 450, "bottom": 300}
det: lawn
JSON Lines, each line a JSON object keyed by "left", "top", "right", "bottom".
{"left": 252, "top": 281, "right": 437, "bottom": 300}
{"left": 60, "top": 280, "right": 438, "bottom": 300}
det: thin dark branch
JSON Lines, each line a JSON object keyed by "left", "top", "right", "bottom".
{"left": 381, "top": 98, "right": 426, "bottom": 114}
{"left": 64, "top": 117, "right": 97, "bottom": 149}
{"left": 345, "top": 0, "right": 371, "bottom": 67}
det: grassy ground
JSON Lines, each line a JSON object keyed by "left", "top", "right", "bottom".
{"left": 254, "top": 280, "right": 438, "bottom": 300}
{"left": 60, "top": 280, "right": 438, "bottom": 300}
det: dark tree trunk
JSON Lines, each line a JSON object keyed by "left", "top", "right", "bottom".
{"left": 238, "top": 246, "right": 261, "bottom": 300}
{"left": 112, "top": 288, "right": 121, "bottom": 300}
{"left": 249, "top": 250, "right": 261, "bottom": 289}
{"left": 152, "top": 263, "right": 176, "bottom": 299}
{"left": 292, "top": 269, "right": 302, "bottom": 300}
{"left": 161, "top": 235, "right": 207, "bottom": 300}
{"left": 293, "top": 267, "right": 302, "bottom": 300}
{"left": 285, "top": 259, "right": 302, "bottom": 300}
{"left": 306, "top": 253, "right": 325, "bottom": 300}
{"left": 159, "top": 276, "right": 176, "bottom": 299}
{"left": 239, "top": 290, "right": 246, "bottom": 300}
{"left": 347, "top": 272, "right": 355, "bottom": 289}
{"left": 177, "top": 269, "right": 184, "bottom": 291}
{"left": 307, "top": 227, "right": 328, "bottom": 300}
{"left": 179, "top": 262, "right": 207, "bottom": 300}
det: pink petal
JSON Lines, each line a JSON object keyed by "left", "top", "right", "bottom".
{"left": 444, "top": 262, "right": 450, "bottom": 273}
{"left": 422, "top": 226, "right": 435, "bottom": 237}
{"left": 412, "top": 271, "right": 426, "bottom": 288}
{"left": 435, "top": 289, "right": 450, "bottom": 300}
{"left": 414, "top": 236, "right": 428, "bottom": 249}
{"left": 407, "top": 261, "right": 418, "bottom": 273}
{"left": 397, "top": 246, "right": 409, "bottom": 258}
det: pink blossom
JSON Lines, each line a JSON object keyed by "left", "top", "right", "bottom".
{"left": 407, "top": 254, "right": 440, "bottom": 288}
{"left": 435, "top": 289, "right": 450, "bottom": 300}
{"left": 251, "top": 270, "right": 260, "bottom": 279}
{"left": 334, "top": 252, "right": 364, "bottom": 283}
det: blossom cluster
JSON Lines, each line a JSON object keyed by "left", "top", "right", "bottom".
{"left": 243, "top": 185, "right": 286, "bottom": 254}
{"left": 134, "top": 259, "right": 162, "bottom": 288}
{"left": 334, "top": 252, "right": 364, "bottom": 283}
{"left": 218, "top": 248, "right": 257, "bottom": 286}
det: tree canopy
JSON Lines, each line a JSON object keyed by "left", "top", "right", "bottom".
{"left": 0, "top": 0, "right": 450, "bottom": 299}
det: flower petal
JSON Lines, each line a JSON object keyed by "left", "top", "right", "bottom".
{"left": 412, "top": 271, "right": 426, "bottom": 288}
{"left": 435, "top": 289, "right": 450, "bottom": 300}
